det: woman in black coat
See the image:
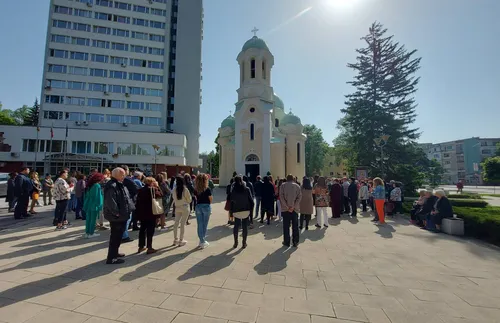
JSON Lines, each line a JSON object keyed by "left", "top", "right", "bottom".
{"left": 135, "top": 177, "right": 163, "bottom": 254}
{"left": 230, "top": 176, "right": 254, "bottom": 249}
{"left": 260, "top": 176, "right": 275, "bottom": 225}
{"left": 432, "top": 190, "right": 453, "bottom": 231}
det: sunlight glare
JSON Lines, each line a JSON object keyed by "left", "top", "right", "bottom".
{"left": 323, "top": 0, "right": 359, "bottom": 10}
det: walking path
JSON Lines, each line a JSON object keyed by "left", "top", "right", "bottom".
{"left": 0, "top": 189, "right": 499, "bottom": 323}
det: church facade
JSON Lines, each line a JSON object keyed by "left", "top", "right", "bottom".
{"left": 218, "top": 35, "right": 306, "bottom": 186}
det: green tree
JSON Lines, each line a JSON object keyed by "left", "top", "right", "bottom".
{"left": 0, "top": 102, "right": 18, "bottom": 125}
{"left": 428, "top": 159, "right": 445, "bottom": 187}
{"left": 11, "top": 105, "right": 31, "bottom": 125}
{"left": 334, "top": 22, "right": 424, "bottom": 193}
{"left": 303, "top": 124, "right": 329, "bottom": 176}
{"left": 495, "top": 143, "right": 500, "bottom": 157}
{"left": 203, "top": 134, "right": 220, "bottom": 177}
{"left": 482, "top": 157, "right": 500, "bottom": 184}
{"left": 24, "top": 98, "right": 40, "bottom": 126}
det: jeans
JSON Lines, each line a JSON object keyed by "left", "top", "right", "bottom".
{"left": 75, "top": 196, "right": 86, "bottom": 219}
{"left": 67, "top": 194, "right": 76, "bottom": 212}
{"left": 107, "top": 221, "right": 127, "bottom": 261}
{"left": 8, "top": 197, "right": 17, "bottom": 211}
{"left": 255, "top": 197, "right": 261, "bottom": 219}
{"left": 282, "top": 211, "right": 299, "bottom": 246}
{"left": 43, "top": 190, "right": 52, "bottom": 205}
{"left": 195, "top": 204, "right": 211, "bottom": 244}
{"left": 14, "top": 195, "right": 29, "bottom": 219}
{"left": 122, "top": 213, "right": 132, "bottom": 239}
{"left": 139, "top": 219, "right": 156, "bottom": 249}
{"left": 234, "top": 217, "right": 249, "bottom": 245}
{"left": 55, "top": 199, "right": 69, "bottom": 224}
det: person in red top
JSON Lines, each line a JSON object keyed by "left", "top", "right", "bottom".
{"left": 456, "top": 180, "right": 464, "bottom": 194}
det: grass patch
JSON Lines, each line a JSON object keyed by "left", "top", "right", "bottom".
{"left": 447, "top": 193, "right": 482, "bottom": 200}
{"left": 454, "top": 206, "right": 500, "bottom": 246}
{"left": 448, "top": 199, "right": 488, "bottom": 208}
{"left": 481, "top": 194, "right": 500, "bottom": 198}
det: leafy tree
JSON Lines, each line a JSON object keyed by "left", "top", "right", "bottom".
{"left": 11, "top": 105, "right": 31, "bottom": 125}
{"left": 303, "top": 124, "right": 329, "bottom": 176}
{"left": 334, "top": 22, "right": 423, "bottom": 193}
{"left": 428, "top": 159, "right": 445, "bottom": 187}
{"left": 202, "top": 134, "right": 220, "bottom": 177}
{"left": 0, "top": 103, "right": 17, "bottom": 125}
{"left": 495, "top": 143, "right": 500, "bottom": 157}
{"left": 482, "top": 157, "right": 500, "bottom": 184}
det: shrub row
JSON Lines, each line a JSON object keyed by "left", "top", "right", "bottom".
{"left": 449, "top": 199, "right": 488, "bottom": 208}
{"left": 447, "top": 193, "right": 482, "bottom": 200}
{"left": 455, "top": 206, "right": 500, "bottom": 246}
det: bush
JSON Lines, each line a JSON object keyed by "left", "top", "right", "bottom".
{"left": 449, "top": 199, "right": 488, "bottom": 208}
{"left": 447, "top": 193, "right": 482, "bottom": 200}
{"left": 454, "top": 206, "right": 500, "bottom": 246}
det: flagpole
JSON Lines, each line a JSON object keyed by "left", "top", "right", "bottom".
{"left": 34, "top": 126, "right": 40, "bottom": 171}
{"left": 63, "top": 124, "right": 68, "bottom": 169}
{"left": 48, "top": 123, "right": 54, "bottom": 175}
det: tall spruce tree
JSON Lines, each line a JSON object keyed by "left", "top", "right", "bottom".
{"left": 24, "top": 98, "right": 40, "bottom": 126}
{"left": 335, "top": 22, "right": 425, "bottom": 191}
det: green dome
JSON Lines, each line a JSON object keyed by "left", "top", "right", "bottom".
{"left": 273, "top": 93, "right": 284, "bottom": 110}
{"left": 281, "top": 112, "right": 301, "bottom": 126}
{"left": 241, "top": 36, "right": 269, "bottom": 52}
{"left": 221, "top": 115, "right": 235, "bottom": 129}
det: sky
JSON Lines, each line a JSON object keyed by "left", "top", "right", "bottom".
{"left": 1, "top": 0, "right": 499, "bottom": 154}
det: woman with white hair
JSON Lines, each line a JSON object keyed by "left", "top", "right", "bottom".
{"left": 430, "top": 190, "right": 453, "bottom": 231}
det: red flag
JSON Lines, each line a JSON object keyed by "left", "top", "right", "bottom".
{"left": 50, "top": 127, "right": 54, "bottom": 138}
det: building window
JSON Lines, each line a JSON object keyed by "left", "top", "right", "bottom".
{"left": 275, "top": 118, "right": 279, "bottom": 127}
{"left": 72, "top": 141, "right": 92, "bottom": 154}
{"left": 262, "top": 61, "right": 266, "bottom": 79}
{"left": 72, "top": 37, "right": 90, "bottom": 47}
{"left": 94, "top": 142, "right": 114, "bottom": 154}
{"left": 250, "top": 123, "right": 255, "bottom": 141}
{"left": 297, "top": 142, "right": 301, "bottom": 163}
{"left": 250, "top": 59, "right": 256, "bottom": 78}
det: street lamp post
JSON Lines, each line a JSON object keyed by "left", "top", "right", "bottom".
{"left": 152, "top": 145, "right": 160, "bottom": 174}
{"left": 374, "top": 135, "right": 390, "bottom": 177}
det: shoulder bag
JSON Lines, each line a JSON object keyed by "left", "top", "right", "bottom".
{"left": 151, "top": 188, "right": 164, "bottom": 216}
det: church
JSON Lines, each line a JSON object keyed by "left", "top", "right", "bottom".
{"left": 218, "top": 32, "right": 306, "bottom": 186}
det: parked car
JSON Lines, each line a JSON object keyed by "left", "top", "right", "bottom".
{"left": 0, "top": 173, "right": 9, "bottom": 197}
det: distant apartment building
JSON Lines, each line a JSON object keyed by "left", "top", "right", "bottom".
{"left": 419, "top": 137, "right": 500, "bottom": 184}
{"left": 0, "top": 0, "right": 203, "bottom": 174}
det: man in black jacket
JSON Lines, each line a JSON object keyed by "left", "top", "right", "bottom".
{"left": 104, "top": 168, "right": 134, "bottom": 264}
{"left": 121, "top": 165, "right": 138, "bottom": 237}
{"left": 254, "top": 176, "right": 263, "bottom": 218}
{"left": 14, "top": 167, "right": 33, "bottom": 220}
{"left": 243, "top": 175, "right": 255, "bottom": 225}
{"left": 348, "top": 178, "right": 358, "bottom": 218}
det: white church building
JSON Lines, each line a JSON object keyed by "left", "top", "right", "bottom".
{"left": 218, "top": 34, "right": 306, "bottom": 186}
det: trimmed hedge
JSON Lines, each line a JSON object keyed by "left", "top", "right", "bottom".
{"left": 455, "top": 206, "right": 500, "bottom": 246}
{"left": 447, "top": 194, "right": 482, "bottom": 200}
{"left": 449, "top": 199, "right": 488, "bottom": 208}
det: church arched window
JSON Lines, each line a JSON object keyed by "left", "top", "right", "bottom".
{"left": 250, "top": 123, "right": 255, "bottom": 141}
{"left": 297, "top": 142, "right": 301, "bottom": 163}
{"left": 246, "top": 154, "right": 259, "bottom": 162}
{"left": 250, "top": 59, "right": 256, "bottom": 78}
{"left": 275, "top": 118, "right": 279, "bottom": 127}
{"left": 262, "top": 61, "right": 266, "bottom": 79}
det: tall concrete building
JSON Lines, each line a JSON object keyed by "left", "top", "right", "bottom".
{"left": 0, "top": 0, "right": 203, "bottom": 174}
{"left": 420, "top": 137, "right": 500, "bottom": 185}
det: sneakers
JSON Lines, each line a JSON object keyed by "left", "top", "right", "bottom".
{"left": 106, "top": 258, "right": 125, "bottom": 265}
{"left": 88, "top": 233, "right": 100, "bottom": 238}
{"left": 173, "top": 239, "right": 179, "bottom": 246}
{"left": 179, "top": 240, "right": 187, "bottom": 246}
{"left": 138, "top": 247, "right": 147, "bottom": 254}
{"left": 199, "top": 241, "right": 209, "bottom": 249}
{"left": 121, "top": 237, "right": 133, "bottom": 243}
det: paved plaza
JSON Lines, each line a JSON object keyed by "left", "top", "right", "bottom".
{"left": 0, "top": 189, "right": 499, "bottom": 323}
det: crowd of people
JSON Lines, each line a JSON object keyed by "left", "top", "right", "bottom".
{"left": 5, "top": 166, "right": 455, "bottom": 265}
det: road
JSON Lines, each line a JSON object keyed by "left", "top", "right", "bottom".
{"left": 440, "top": 185, "right": 499, "bottom": 195}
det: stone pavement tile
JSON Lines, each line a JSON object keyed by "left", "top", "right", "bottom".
{"left": 361, "top": 307, "right": 391, "bottom": 323}
{"left": 81, "top": 282, "right": 136, "bottom": 300}
{"left": 256, "top": 307, "right": 311, "bottom": 323}
{"left": 397, "top": 298, "right": 456, "bottom": 317}
{"left": 356, "top": 275, "right": 383, "bottom": 286}
{"left": 194, "top": 286, "right": 241, "bottom": 303}
{"left": 263, "top": 283, "right": 306, "bottom": 300}
{"left": 119, "top": 289, "right": 170, "bottom": 307}
{"left": 383, "top": 309, "right": 445, "bottom": 323}
{"left": 376, "top": 276, "right": 424, "bottom": 289}
{"left": 324, "top": 281, "right": 370, "bottom": 295}
{"left": 171, "top": 313, "right": 227, "bottom": 323}
{"left": 24, "top": 307, "right": 90, "bottom": 323}
{"left": 0, "top": 270, "right": 33, "bottom": 283}
{"left": 306, "top": 278, "right": 327, "bottom": 290}
{"left": 0, "top": 280, "right": 18, "bottom": 293}
{"left": 0, "top": 300, "right": 47, "bottom": 323}
{"left": 237, "top": 291, "right": 285, "bottom": 309}
{"left": 306, "top": 289, "right": 354, "bottom": 305}
{"left": 333, "top": 304, "right": 368, "bottom": 322}
{"left": 154, "top": 281, "right": 201, "bottom": 297}
{"left": 439, "top": 316, "right": 497, "bottom": 323}
{"left": 205, "top": 301, "right": 258, "bottom": 323}
{"left": 409, "top": 289, "right": 463, "bottom": 303}
{"left": 246, "top": 272, "right": 271, "bottom": 283}
{"left": 284, "top": 275, "right": 307, "bottom": 288}
{"left": 303, "top": 270, "right": 320, "bottom": 280}
{"left": 180, "top": 274, "right": 227, "bottom": 288}
{"left": 445, "top": 298, "right": 500, "bottom": 322}
{"left": 285, "top": 297, "right": 335, "bottom": 316}
{"left": 74, "top": 297, "right": 134, "bottom": 320}
{"left": 0, "top": 284, "right": 50, "bottom": 301}
{"left": 365, "top": 284, "right": 418, "bottom": 301}
{"left": 311, "top": 316, "right": 354, "bottom": 323}
{"left": 26, "top": 289, "right": 94, "bottom": 310}
{"left": 118, "top": 304, "right": 178, "bottom": 323}
{"left": 453, "top": 290, "right": 500, "bottom": 309}
{"left": 350, "top": 293, "right": 405, "bottom": 311}
{"left": 135, "top": 278, "right": 167, "bottom": 292}
{"left": 269, "top": 274, "right": 286, "bottom": 286}
{"left": 223, "top": 278, "right": 265, "bottom": 293}
{"left": 17, "top": 273, "right": 77, "bottom": 290}
{"left": 85, "top": 318, "right": 121, "bottom": 323}
{"left": 160, "top": 294, "right": 212, "bottom": 315}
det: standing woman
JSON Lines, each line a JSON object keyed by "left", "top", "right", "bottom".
{"left": 172, "top": 176, "right": 192, "bottom": 246}
{"left": 225, "top": 178, "right": 235, "bottom": 225}
{"left": 299, "top": 177, "right": 314, "bottom": 230}
{"left": 155, "top": 174, "right": 171, "bottom": 231}
{"left": 329, "top": 179, "right": 342, "bottom": 218}
{"left": 83, "top": 173, "right": 104, "bottom": 238}
{"left": 359, "top": 181, "right": 369, "bottom": 212}
{"left": 75, "top": 174, "right": 86, "bottom": 220}
{"left": 231, "top": 176, "right": 254, "bottom": 249}
{"left": 372, "top": 177, "right": 386, "bottom": 224}
{"left": 276, "top": 179, "right": 284, "bottom": 220}
{"left": 260, "top": 176, "right": 275, "bottom": 225}
{"left": 6, "top": 172, "right": 17, "bottom": 212}
{"left": 29, "top": 172, "right": 41, "bottom": 215}
{"left": 195, "top": 174, "right": 212, "bottom": 249}
{"left": 136, "top": 177, "right": 163, "bottom": 254}
{"left": 313, "top": 177, "right": 330, "bottom": 228}
{"left": 184, "top": 174, "right": 195, "bottom": 225}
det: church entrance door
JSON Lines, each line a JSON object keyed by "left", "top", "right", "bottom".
{"left": 245, "top": 164, "right": 260, "bottom": 183}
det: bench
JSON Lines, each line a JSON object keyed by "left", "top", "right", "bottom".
{"left": 441, "top": 217, "right": 464, "bottom": 236}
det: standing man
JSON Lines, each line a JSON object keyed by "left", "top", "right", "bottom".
{"left": 342, "top": 177, "right": 350, "bottom": 214}
{"left": 41, "top": 174, "right": 54, "bottom": 206}
{"left": 104, "top": 167, "right": 134, "bottom": 265}
{"left": 14, "top": 167, "right": 33, "bottom": 219}
{"left": 121, "top": 165, "right": 138, "bottom": 240}
{"left": 53, "top": 170, "right": 73, "bottom": 230}
{"left": 243, "top": 176, "right": 255, "bottom": 227}
{"left": 254, "top": 176, "right": 263, "bottom": 220}
{"left": 280, "top": 174, "right": 302, "bottom": 248}
{"left": 348, "top": 177, "right": 358, "bottom": 218}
